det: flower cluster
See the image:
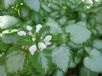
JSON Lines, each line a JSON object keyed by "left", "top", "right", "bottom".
{"left": 17, "top": 24, "right": 52, "bottom": 55}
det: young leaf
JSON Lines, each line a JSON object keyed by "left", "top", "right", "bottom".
{"left": 52, "top": 44, "right": 70, "bottom": 72}
{"left": 24, "top": 0, "right": 40, "bottom": 12}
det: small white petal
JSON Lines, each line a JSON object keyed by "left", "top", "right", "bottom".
{"left": 38, "top": 42, "right": 47, "bottom": 50}
{"left": 26, "top": 25, "right": 32, "bottom": 31}
{"left": 29, "top": 45, "right": 37, "bottom": 55}
{"left": 35, "top": 24, "right": 42, "bottom": 33}
{"left": 17, "top": 31, "right": 26, "bottom": 36}
{"left": 44, "top": 35, "right": 52, "bottom": 42}
{"left": 43, "top": 35, "right": 52, "bottom": 46}
{"left": 44, "top": 41, "right": 52, "bottom": 46}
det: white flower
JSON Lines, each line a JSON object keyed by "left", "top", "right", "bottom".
{"left": 17, "top": 31, "right": 26, "bottom": 36}
{"left": 26, "top": 25, "right": 32, "bottom": 31}
{"left": 0, "top": 15, "right": 18, "bottom": 29}
{"left": 35, "top": 24, "right": 42, "bottom": 33}
{"left": 29, "top": 45, "right": 37, "bottom": 55}
{"left": 44, "top": 35, "right": 52, "bottom": 46}
{"left": 38, "top": 42, "right": 47, "bottom": 51}
{"left": 44, "top": 35, "right": 52, "bottom": 42}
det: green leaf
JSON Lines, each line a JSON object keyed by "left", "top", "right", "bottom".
{"left": 6, "top": 51, "right": 25, "bottom": 73}
{"left": 46, "top": 17, "right": 62, "bottom": 34}
{"left": 4, "top": 0, "right": 16, "bottom": 9}
{"left": 84, "top": 48, "right": 102, "bottom": 72}
{"left": 0, "top": 65, "right": 7, "bottom": 76}
{"left": 29, "top": 52, "right": 46, "bottom": 75}
{"left": 24, "top": 0, "right": 40, "bottom": 12}
{"left": 65, "top": 21, "right": 91, "bottom": 44}
{"left": 80, "top": 67, "right": 98, "bottom": 76}
{"left": 20, "top": 6, "right": 30, "bottom": 19}
{"left": 52, "top": 44, "right": 70, "bottom": 72}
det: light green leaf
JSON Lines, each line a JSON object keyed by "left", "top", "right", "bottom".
{"left": 46, "top": 17, "right": 62, "bottom": 34}
{"left": 0, "top": 65, "right": 7, "bottom": 76}
{"left": 52, "top": 44, "right": 70, "bottom": 72}
{"left": 6, "top": 51, "right": 25, "bottom": 73}
{"left": 66, "top": 21, "right": 91, "bottom": 44}
{"left": 39, "top": 52, "right": 48, "bottom": 73}
{"left": 4, "top": 0, "right": 16, "bottom": 9}
{"left": 24, "top": 0, "right": 40, "bottom": 12}
{"left": 84, "top": 48, "right": 102, "bottom": 72}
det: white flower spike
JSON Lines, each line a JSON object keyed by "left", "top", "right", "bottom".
{"left": 17, "top": 31, "right": 26, "bottom": 36}
{"left": 35, "top": 24, "right": 42, "bottom": 33}
{"left": 38, "top": 42, "right": 47, "bottom": 51}
{"left": 29, "top": 45, "right": 37, "bottom": 55}
{"left": 26, "top": 25, "right": 32, "bottom": 31}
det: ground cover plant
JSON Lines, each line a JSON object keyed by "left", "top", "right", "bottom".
{"left": 0, "top": 0, "right": 102, "bottom": 76}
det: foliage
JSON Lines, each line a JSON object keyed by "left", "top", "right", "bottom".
{"left": 0, "top": 0, "right": 102, "bottom": 76}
